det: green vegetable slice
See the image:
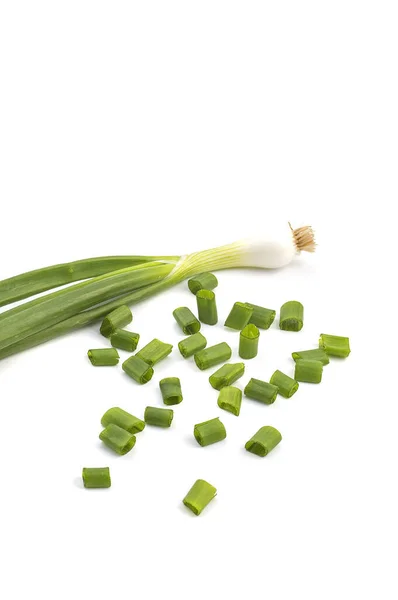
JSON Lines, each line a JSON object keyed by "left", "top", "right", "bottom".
{"left": 269, "top": 370, "right": 299, "bottom": 398}
{"left": 292, "top": 348, "right": 329, "bottom": 365}
{"left": 244, "top": 378, "right": 278, "bottom": 404}
{"left": 294, "top": 359, "right": 323, "bottom": 383}
{"left": 217, "top": 386, "right": 242, "bottom": 416}
{"left": 194, "top": 417, "right": 226, "bottom": 447}
{"left": 136, "top": 338, "right": 173, "bottom": 366}
{"left": 122, "top": 355, "right": 154, "bottom": 384}
{"left": 319, "top": 333, "right": 350, "bottom": 358}
{"left": 178, "top": 332, "right": 207, "bottom": 358}
{"left": 239, "top": 324, "right": 260, "bottom": 359}
{"left": 188, "top": 272, "right": 218, "bottom": 295}
{"left": 172, "top": 307, "right": 201, "bottom": 335}
{"left": 100, "top": 305, "right": 132, "bottom": 337}
{"left": 279, "top": 301, "right": 304, "bottom": 332}
{"left": 144, "top": 406, "right": 174, "bottom": 427}
{"left": 209, "top": 362, "right": 245, "bottom": 390}
{"left": 196, "top": 289, "right": 218, "bottom": 325}
{"left": 245, "top": 426, "right": 282, "bottom": 457}
{"left": 159, "top": 377, "right": 183, "bottom": 405}
{"left": 101, "top": 407, "right": 145, "bottom": 434}
{"left": 245, "top": 303, "right": 276, "bottom": 329}
{"left": 183, "top": 479, "right": 217, "bottom": 515}
{"left": 194, "top": 342, "right": 231, "bottom": 370}
{"left": 224, "top": 302, "right": 253, "bottom": 330}
{"left": 82, "top": 467, "right": 111, "bottom": 489}
{"left": 87, "top": 348, "right": 119, "bottom": 366}
{"left": 99, "top": 424, "right": 136, "bottom": 455}
{"left": 110, "top": 329, "right": 140, "bottom": 352}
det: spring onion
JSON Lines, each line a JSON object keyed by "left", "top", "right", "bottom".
{"left": 217, "top": 386, "right": 242, "bottom": 416}
{"left": 172, "top": 307, "right": 201, "bottom": 335}
{"left": 279, "top": 301, "right": 304, "bottom": 331}
{"left": 194, "top": 417, "right": 226, "bottom": 446}
{"left": 209, "top": 362, "right": 245, "bottom": 390}
{"left": 101, "top": 407, "right": 145, "bottom": 434}
{"left": 224, "top": 302, "right": 253, "bottom": 330}
{"left": 136, "top": 339, "right": 173, "bottom": 366}
{"left": 87, "top": 348, "right": 119, "bottom": 366}
{"left": 144, "top": 406, "right": 174, "bottom": 427}
{"left": 99, "top": 424, "right": 136, "bottom": 455}
{"left": 122, "top": 355, "right": 154, "bottom": 384}
{"left": 319, "top": 333, "right": 351, "bottom": 358}
{"left": 294, "top": 359, "right": 323, "bottom": 383}
{"left": 196, "top": 289, "right": 218, "bottom": 325}
{"left": 292, "top": 348, "right": 330, "bottom": 365}
{"left": 100, "top": 305, "right": 132, "bottom": 338}
{"left": 245, "top": 303, "right": 276, "bottom": 329}
{"left": 110, "top": 329, "right": 140, "bottom": 352}
{"left": 0, "top": 223, "right": 314, "bottom": 359}
{"left": 194, "top": 342, "right": 232, "bottom": 370}
{"left": 244, "top": 378, "right": 278, "bottom": 404}
{"left": 182, "top": 479, "right": 217, "bottom": 516}
{"left": 245, "top": 426, "right": 282, "bottom": 457}
{"left": 82, "top": 467, "right": 111, "bottom": 489}
{"left": 178, "top": 332, "right": 207, "bottom": 358}
{"left": 239, "top": 324, "right": 259, "bottom": 359}
{"left": 269, "top": 370, "right": 299, "bottom": 398}
{"left": 159, "top": 377, "right": 183, "bottom": 405}
{"left": 188, "top": 272, "right": 218, "bottom": 295}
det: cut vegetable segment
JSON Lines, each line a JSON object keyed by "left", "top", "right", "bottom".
{"left": 245, "top": 303, "right": 276, "bottom": 329}
{"left": 122, "top": 355, "right": 154, "bottom": 384}
{"left": 101, "top": 407, "right": 145, "bottom": 434}
{"left": 209, "top": 362, "right": 245, "bottom": 390}
{"left": 183, "top": 479, "right": 217, "bottom": 515}
{"left": 269, "top": 370, "right": 299, "bottom": 398}
{"left": 319, "top": 333, "right": 350, "bottom": 358}
{"left": 196, "top": 289, "right": 218, "bottom": 325}
{"left": 144, "top": 406, "right": 174, "bottom": 427}
{"left": 159, "top": 377, "right": 183, "bottom": 405}
{"left": 217, "top": 386, "right": 242, "bottom": 416}
{"left": 224, "top": 302, "right": 253, "bottom": 330}
{"left": 99, "top": 424, "right": 136, "bottom": 455}
{"left": 279, "top": 301, "right": 304, "bottom": 332}
{"left": 245, "top": 426, "right": 282, "bottom": 457}
{"left": 239, "top": 324, "right": 260, "bottom": 359}
{"left": 136, "top": 338, "right": 173, "bottom": 365}
{"left": 194, "top": 342, "right": 232, "bottom": 370}
{"left": 178, "top": 332, "right": 207, "bottom": 358}
{"left": 188, "top": 272, "right": 218, "bottom": 295}
{"left": 100, "top": 305, "right": 132, "bottom": 338}
{"left": 172, "top": 307, "right": 201, "bottom": 335}
{"left": 194, "top": 417, "right": 226, "bottom": 446}
{"left": 294, "top": 359, "right": 323, "bottom": 383}
{"left": 82, "top": 467, "right": 111, "bottom": 488}
{"left": 244, "top": 378, "right": 278, "bottom": 404}
{"left": 292, "top": 348, "right": 330, "bottom": 365}
{"left": 110, "top": 329, "right": 140, "bottom": 352}
{"left": 87, "top": 348, "right": 119, "bottom": 366}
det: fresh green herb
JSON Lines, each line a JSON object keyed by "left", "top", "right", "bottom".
{"left": 87, "top": 348, "right": 119, "bottom": 366}
{"left": 279, "top": 301, "right": 304, "bottom": 332}
{"left": 172, "top": 307, "right": 201, "bottom": 335}
{"left": 188, "top": 272, "right": 218, "bottom": 295}
{"left": 217, "top": 386, "right": 242, "bottom": 416}
{"left": 224, "top": 302, "right": 253, "bottom": 330}
{"left": 99, "top": 424, "right": 136, "bottom": 455}
{"left": 239, "top": 324, "right": 260, "bottom": 359}
{"left": 292, "top": 348, "right": 330, "bottom": 365}
{"left": 209, "top": 362, "right": 245, "bottom": 390}
{"left": 319, "top": 333, "right": 350, "bottom": 358}
{"left": 136, "top": 338, "right": 173, "bottom": 366}
{"left": 196, "top": 289, "right": 218, "bottom": 325}
{"left": 100, "top": 305, "right": 132, "bottom": 338}
{"left": 110, "top": 329, "right": 140, "bottom": 352}
{"left": 182, "top": 479, "right": 217, "bottom": 515}
{"left": 144, "top": 406, "right": 174, "bottom": 427}
{"left": 245, "top": 426, "right": 282, "bottom": 457}
{"left": 194, "top": 417, "right": 226, "bottom": 447}
{"left": 159, "top": 377, "right": 183, "bottom": 405}
{"left": 294, "top": 359, "right": 323, "bottom": 383}
{"left": 122, "top": 355, "right": 154, "bottom": 384}
{"left": 178, "top": 332, "right": 207, "bottom": 358}
{"left": 269, "top": 370, "right": 299, "bottom": 398}
{"left": 82, "top": 467, "right": 111, "bottom": 489}
{"left": 194, "top": 342, "right": 232, "bottom": 370}
{"left": 101, "top": 407, "right": 145, "bottom": 434}
{"left": 245, "top": 303, "right": 276, "bottom": 329}
{"left": 244, "top": 378, "right": 278, "bottom": 404}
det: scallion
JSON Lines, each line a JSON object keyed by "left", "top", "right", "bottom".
{"left": 239, "top": 324, "right": 260, "bottom": 359}
{"left": 122, "top": 355, "right": 154, "bottom": 384}
{"left": 188, "top": 272, "right": 218, "bottom": 295}
{"left": 279, "top": 301, "right": 304, "bottom": 332}
{"left": 244, "top": 378, "right": 278, "bottom": 404}
{"left": 100, "top": 305, "right": 132, "bottom": 338}
{"left": 319, "top": 333, "right": 351, "bottom": 358}
{"left": 245, "top": 426, "right": 282, "bottom": 457}
{"left": 136, "top": 338, "right": 173, "bottom": 366}
{"left": 245, "top": 303, "right": 276, "bottom": 329}
{"left": 292, "top": 348, "right": 330, "bottom": 365}
{"left": 82, "top": 467, "right": 111, "bottom": 489}
{"left": 172, "top": 307, "right": 201, "bottom": 335}
{"left": 196, "top": 289, "right": 218, "bottom": 325}
{"left": 224, "top": 302, "right": 253, "bottom": 330}
{"left": 178, "top": 332, "right": 207, "bottom": 358}
{"left": 194, "top": 342, "right": 232, "bottom": 370}
{"left": 217, "top": 386, "right": 242, "bottom": 416}
{"left": 159, "top": 377, "right": 183, "bottom": 405}
{"left": 294, "top": 359, "right": 323, "bottom": 383}
{"left": 87, "top": 348, "right": 119, "bottom": 366}
{"left": 99, "top": 424, "right": 136, "bottom": 455}
{"left": 101, "top": 407, "right": 145, "bottom": 434}
{"left": 269, "top": 370, "right": 299, "bottom": 398}
{"left": 182, "top": 479, "right": 217, "bottom": 515}
{"left": 209, "top": 362, "right": 245, "bottom": 390}
{"left": 110, "top": 329, "right": 140, "bottom": 352}
{"left": 144, "top": 406, "right": 174, "bottom": 428}
{"left": 194, "top": 417, "right": 226, "bottom": 447}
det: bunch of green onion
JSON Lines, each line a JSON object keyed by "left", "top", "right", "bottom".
{"left": 0, "top": 223, "right": 315, "bottom": 360}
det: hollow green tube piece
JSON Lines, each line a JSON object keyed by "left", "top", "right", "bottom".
{"left": 82, "top": 467, "right": 111, "bottom": 488}
{"left": 178, "top": 332, "right": 207, "bottom": 358}
{"left": 100, "top": 305, "right": 132, "bottom": 338}
{"left": 209, "top": 362, "right": 245, "bottom": 390}
{"left": 101, "top": 407, "right": 145, "bottom": 433}
{"left": 87, "top": 348, "right": 119, "bottom": 366}
{"left": 245, "top": 426, "right": 282, "bottom": 457}
{"left": 183, "top": 479, "right": 217, "bottom": 515}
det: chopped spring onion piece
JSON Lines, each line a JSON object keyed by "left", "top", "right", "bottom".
{"left": 182, "top": 479, "right": 217, "bottom": 516}
{"left": 194, "top": 342, "right": 232, "bottom": 370}
{"left": 279, "top": 301, "right": 304, "bottom": 332}
{"left": 209, "top": 362, "right": 245, "bottom": 390}
{"left": 110, "top": 329, "right": 140, "bottom": 352}
{"left": 172, "top": 307, "right": 201, "bottom": 335}
{"left": 196, "top": 289, "right": 218, "bottom": 325}
{"left": 159, "top": 377, "right": 183, "bottom": 405}
{"left": 269, "top": 370, "right": 299, "bottom": 398}
{"left": 239, "top": 324, "right": 260, "bottom": 359}
{"left": 319, "top": 333, "right": 351, "bottom": 358}
{"left": 122, "top": 355, "right": 154, "bottom": 384}
{"left": 144, "top": 406, "right": 174, "bottom": 427}
{"left": 101, "top": 407, "right": 145, "bottom": 434}
{"left": 82, "top": 467, "right": 111, "bottom": 489}
{"left": 136, "top": 338, "right": 173, "bottom": 366}
{"left": 194, "top": 417, "right": 226, "bottom": 447}
{"left": 294, "top": 359, "right": 323, "bottom": 383}
{"left": 178, "top": 332, "right": 207, "bottom": 358}
{"left": 100, "top": 305, "right": 132, "bottom": 338}
{"left": 99, "top": 424, "right": 136, "bottom": 455}
{"left": 87, "top": 348, "right": 119, "bottom": 366}
{"left": 217, "top": 386, "right": 242, "bottom": 416}
{"left": 245, "top": 303, "right": 276, "bottom": 329}
{"left": 188, "top": 272, "right": 218, "bottom": 295}
{"left": 224, "top": 302, "right": 253, "bottom": 330}
{"left": 245, "top": 426, "right": 282, "bottom": 457}
{"left": 244, "top": 378, "right": 278, "bottom": 404}
{"left": 292, "top": 348, "right": 330, "bottom": 365}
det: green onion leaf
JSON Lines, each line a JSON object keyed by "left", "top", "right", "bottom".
{"left": 245, "top": 303, "right": 276, "bottom": 329}
{"left": 269, "top": 370, "right": 299, "bottom": 398}
{"left": 122, "top": 355, "right": 154, "bottom": 384}
{"left": 172, "top": 307, "right": 201, "bottom": 335}
{"left": 178, "top": 332, "right": 207, "bottom": 358}
{"left": 82, "top": 467, "right": 111, "bottom": 489}
{"left": 224, "top": 302, "right": 253, "bottom": 330}
{"left": 291, "top": 348, "right": 330, "bottom": 365}
{"left": 159, "top": 377, "right": 183, "bottom": 406}
{"left": 279, "top": 301, "right": 304, "bottom": 332}
{"left": 194, "top": 417, "right": 226, "bottom": 446}
{"left": 239, "top": 324, "right": 260, "bottom": 359}
{"left": 209, "top": 362, "right": 245, "bottom": 390}
{"left": 144, "top": 406, "right": 174, "bottom": 427}
{"left": 182, "top": 479, "right": 217, "bottom": 515}
{"left": 196, "top": 289, "right": 218, "bottom": 325}
{"left": 100, "top": 305, "right": 132, "bottom": 338}
{"left": 99, "top": 424, "right": 136, "bottom": 455}
{"left": 244, "top": 378, "right": 278, "bottom": 404}
{"left": 245, "top": 426, "right": 282, "bottom": 457}
{"left": 87, "top": 348, "right": 119, "bottom": 366}
{"left": 110, "top": 329, "right": 140, "bottom": 352}
{"left": 319, "top": 333, "right": 350, "bottom": 358}
{"left": 194, "top": 342, "right": 232, "bottom": 370}
{"left": 136, "top": 338, "right": 173, "bottom": 366}
{"left": 101, "top": 407, "right": 145, "bottom": 434}
{"left": 294, "top": 359, "right": 323, "bottom": 383}
{"left": 188, "top": 272, "right": 218, "bottom": 295}
{"left": 217, "top": 386, "right": 242, "bottom": 416}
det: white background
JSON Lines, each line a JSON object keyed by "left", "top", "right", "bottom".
{"left": 0, "top": 2, "right": 397, "bottom": 599}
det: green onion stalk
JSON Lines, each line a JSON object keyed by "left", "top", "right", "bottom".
{"left": 0, "top": 223, "right": 315, "bottom": 360}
